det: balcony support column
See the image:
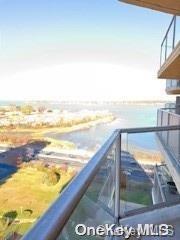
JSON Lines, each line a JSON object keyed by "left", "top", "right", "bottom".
{"left": 175, "top": 96, "right": 180, "bottom": 115}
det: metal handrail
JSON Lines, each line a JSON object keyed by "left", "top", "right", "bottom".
{"left": 23, "top": 125, "right": 180, "bottom": 240}
{"left": 161, "top": 107, "right": 176, "bottom": 110}
{"left": 118, "top": 125, "right": 180, "bottom": 134}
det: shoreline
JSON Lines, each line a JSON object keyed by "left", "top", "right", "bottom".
{"left": 43, "top": 115, "right": 115, "bottom": 135}
{"left": 0, "top": 115, "right": 162, "bottom": 167}
{"left": 0, "top": 115, "right": 115, "bottom": 136}
{"left": 0, "top": 116, "right": 115, "bottom": 150}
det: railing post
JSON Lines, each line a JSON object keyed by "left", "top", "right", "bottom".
{"left": 115, "top": 131, "right": 121, "bottom": 223}
{"left": 173, "top": 15, "right": 176, "bottom": 49}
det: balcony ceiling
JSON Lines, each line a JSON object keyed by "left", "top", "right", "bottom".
{"left": 118, "top": 0, "right": 180, "bottom": 15}
{"left": 158, "top": 42, "right": 180, "bottom": 79}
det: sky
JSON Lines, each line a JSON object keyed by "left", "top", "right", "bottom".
{"left": 0, "top": 0, "right": 175, "bottom": 101}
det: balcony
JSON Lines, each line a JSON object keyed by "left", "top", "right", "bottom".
{"left": 118, "top": 0, "right": 180, "bottom": 15}
{"left": 158, "top": 16, "right": 180, "bottom": 79}
{"left": 166, "top": 80, "right": 180, "bottom": 94}
{"left": 21, "top": 125, "right": 180, "bottom": 240}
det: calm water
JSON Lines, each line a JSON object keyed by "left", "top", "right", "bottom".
{"left": 0, "top": 101, "right": 164, "bottom": 152}
{"left": 48, "top": 103, "right": 164, "bottom": 152}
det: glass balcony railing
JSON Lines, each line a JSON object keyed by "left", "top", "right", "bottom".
{"left": 165, "top": 102, "right": 176, "bottom": 110}
{"left": 157, "top": 108, "right": 180, "bottom": 162}
{"left": 160, "top": 15, "right": 180, "bottom": 67}
{"left": 166, "top": 80, "right": 180, "bottom": 93}
{"left": 21, "top": 125, "right": 180, "bottom": 240}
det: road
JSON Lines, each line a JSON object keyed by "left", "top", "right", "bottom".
{"left": 0, "top": 146, "right": 89, "bottom": 170}
{"left": 38, "top": 153, "right": 88, "bottom": 164}
{"left": 37, "top": 153, "right": 88, "bottom": 169}
{"left": 0, "top": 146, "right": 152, "bottom": 182}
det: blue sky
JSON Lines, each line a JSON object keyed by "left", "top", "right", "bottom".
{"left": 0, "top": 0, "right": 174, "bottom": 100}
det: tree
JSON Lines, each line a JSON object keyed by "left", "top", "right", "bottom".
{"left": 20, "top": 105, "right": 34, "bottom": 115}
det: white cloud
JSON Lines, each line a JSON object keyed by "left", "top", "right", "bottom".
{"left": 0, "top": 62, "right": 172, "bottom": 101}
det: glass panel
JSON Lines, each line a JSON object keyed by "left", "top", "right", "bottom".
{"left": 156, "top": 109, "right": 180, "bottom": 163}
{"left": 167, "top": 129, "right": 180, "bottom": 161}
{"left": 166, "top": 22, "right": 174, "bottom": 57}
{"left": 176, "top": 80, "right": 180, "bottom": 88}
{"left": 59, "top": 144, "right": 116, "bottom": 240}
{"left": 163, "top": 112, "right": 180, "bottom": 161}
{"left": 160, "top": 111, "right": 169, "bottom": 145}
{"left": 166, "top": 80, "right": 171, "bottom": 89}
{"left": 166, "top": 80, "right": 180, "bottom": 92}
{"left": 120, "top": 132, "right": 156, "bottom": 216}
{"left": 161, "top": 16, "right": 180, "bottom": 66}
{"left": 157, "top": 110, "right": 162, "bottom": 127}
{"left": 120, "top": 129, "right": 180, "bottom": 217}
{"left": 161, "top": 39, "right": 166, "bottom": 65}
{"left": 175, "top": 17, "right": 180, "bottom": 47}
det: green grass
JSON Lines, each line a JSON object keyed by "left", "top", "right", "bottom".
{"left": 121, "top": 189, "right": 152, "bottom": 205}
{"left": 0, "top": 163, "right": 74, "bottom": 238}
{"left": 120, "top": 181, "right": 152, "bottom": 205}
{"left": 0, "top": 221, "right": 32, "bottom": 239}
